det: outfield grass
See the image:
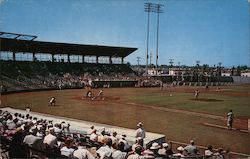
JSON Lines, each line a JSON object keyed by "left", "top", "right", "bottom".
{"left": 128, "top": 90, "right": 250, "bottom": 117}
{"left": 1, "top": 86, "right": 250, "bottom": 154}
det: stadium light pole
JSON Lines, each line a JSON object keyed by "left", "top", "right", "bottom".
{"left": 144, "top": 3, "right": 153, "bottom": 75}
{"left": 152, "top": 3, "right": 164, "bottom": 69}
{"left": 249, "top": 0, "right": 250, "bottom": 67}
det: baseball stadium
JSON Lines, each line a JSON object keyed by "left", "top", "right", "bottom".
{"left": 0, "top": 31, "right": 249, "bottom": 159}
{"left": 1, "top": 1, "right": 250, "bottom": 159}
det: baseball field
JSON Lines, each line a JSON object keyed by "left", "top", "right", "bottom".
{"left": 1, "top": 84, "right": 250, "bottom": 154}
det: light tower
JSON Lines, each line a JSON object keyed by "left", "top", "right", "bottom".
{"left": 144, "top": 3, "right": 154, "bottom": 74}
{"left": 152, "top": 3, "right": 164, "bottom": 68}
{"left": 249, "top": 0, "right": 250, "bottom": 67}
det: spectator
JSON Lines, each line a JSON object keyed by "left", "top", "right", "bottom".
{"left": 9, "top": 130, "right": 29, "bottom": 158}
{"left": 112, "top": 142, "right": 127, "bottom": 159}
{"left": 97, "top": 130, "right": 107, "bottom": 144}
{"left": 127, "top": 145, "right": 143, "bottom": 159}
{"left": 43, "top": 127, "right": 57, "bottom": 148}
{"left": 60, "top": 138, "right": 75, "bottom": 158}
{"left": 158, "top": 143, "right": 173, "bottom": 158}
{"left": 26, "top": 107, "right": 31, "bottom": 112}
{"left": 149, "top": 142, "right": 161, "bottom": 158}
{"left": 87, "top": 125, "right": 95, "bottom": 136}
{"left": 214, "top": 148, "right": 224, "bottom": 159}
{"left": 173, "top": 146, "right": 185, "bottom": 159}
{"left": 89, "top": 129, "right": 98, "bottom": 142}
{"left": 205, "top": 145, "right": 214, "bottom": 157}
{"left": 132, "top": 137, "right": 144, "bottom": 152}
{"left": 184, "top": 140, "right": 197, "bottom": 155}
{"left": 23, "top": 127, "right": 45, "bottom": 158}
{"left": 110, "top": 131, "right": 118, "bottom": 148}
{"left": 96, "top": 138, "right": 113, "bottom": 159}
{"left": 119, "top": 133, "right": 130, "bottom": 151}
{"left": 73, "top": 138, "right": 95, "bottom": 159}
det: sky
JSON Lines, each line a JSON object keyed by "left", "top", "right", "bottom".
{"left": 0, "top": 0, "right": 249, "bottom": 67}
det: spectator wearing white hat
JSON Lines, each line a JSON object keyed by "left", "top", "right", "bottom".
{"left": 173, "top": 146, "right": 185, "bottom": 159}
{"left": 158, "top": 143, "right": 173, "bottom": 158}
{"left": 149, "top": 142, "right": 161, "bottom": 158}
{"left": 184, "top": 140, "right": 197, "bottom": 155}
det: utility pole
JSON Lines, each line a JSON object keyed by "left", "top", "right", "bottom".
{"left": 169, "top": 59, "right": 174, "bottom": 67}
{"left": 136, "top": 57, "right": 142, "bottom": 66}
{"left": 196, "top": 60, "right": 200, "bottom": 67}
{"left": 150, "top": 51, "right": 153, "bottom": 65}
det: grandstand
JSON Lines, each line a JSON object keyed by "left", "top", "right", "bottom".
{"left": 0, "top": 32, "right": 141, "bottom": 93}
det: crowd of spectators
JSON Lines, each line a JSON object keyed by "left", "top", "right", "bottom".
{"left": 0, "top": 109, "right": 227, "bottom": 159}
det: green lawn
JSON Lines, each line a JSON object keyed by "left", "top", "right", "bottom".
{"left": 128, "top": 91, "right": 250, "bottom": 117}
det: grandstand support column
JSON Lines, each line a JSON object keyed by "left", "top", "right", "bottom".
{"left": 32, "top": 52, "right": 36, "bottom": 61}
{"left": 82, "top": 55, "right": 85, "bottom": 63}
{"left": 109, "top": 56, "right": 112, "bottom": 64}
{"left": 122, "top": 57, "right": 124, "bottom": 64}
{"left": 12, "top": 51, "right": 16, "bottom": 61}
{"left": 52, "top": 54, "right": 55, "bottom": 62}
{"left": 96, "top": 56, "right": 99, "bottom": 64}
{"left": 67, "top": 54, "right": 70, "bottom": 63}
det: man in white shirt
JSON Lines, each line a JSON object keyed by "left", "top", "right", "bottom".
{"left": 73, "top": 138, "right": 95, "bottom": 159}
{"left": 135, "top": 122, "right": 145, "bottom": 146}
{"left": 205, "top": 145, "right": 213, "bottom": 157}
{"left": 118, "top": 134, "right": 130, "bottom": 151}
{"left": 43, "top": 128, "right": 57, "bottom": 148}
{"left": 60, "top": 138, "right": 75, "bottom": 158}
{"left": 112, "top": 142, "right": 127, "bottom": 159}
{"left": 96, "top": 138, "right": 113, "bottom": 159}
{"left": 184, "top": 140, "right": 197, "bottom": 155}
{"left": 109, "top": 131, "right": 118, "bottom": 147}
{"left": 23, "top": 127, "right": 45, "bottom": 158}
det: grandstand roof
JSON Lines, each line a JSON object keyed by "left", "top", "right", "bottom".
{"left": 0, "top": 37, "right": 137, "bottom": 58}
